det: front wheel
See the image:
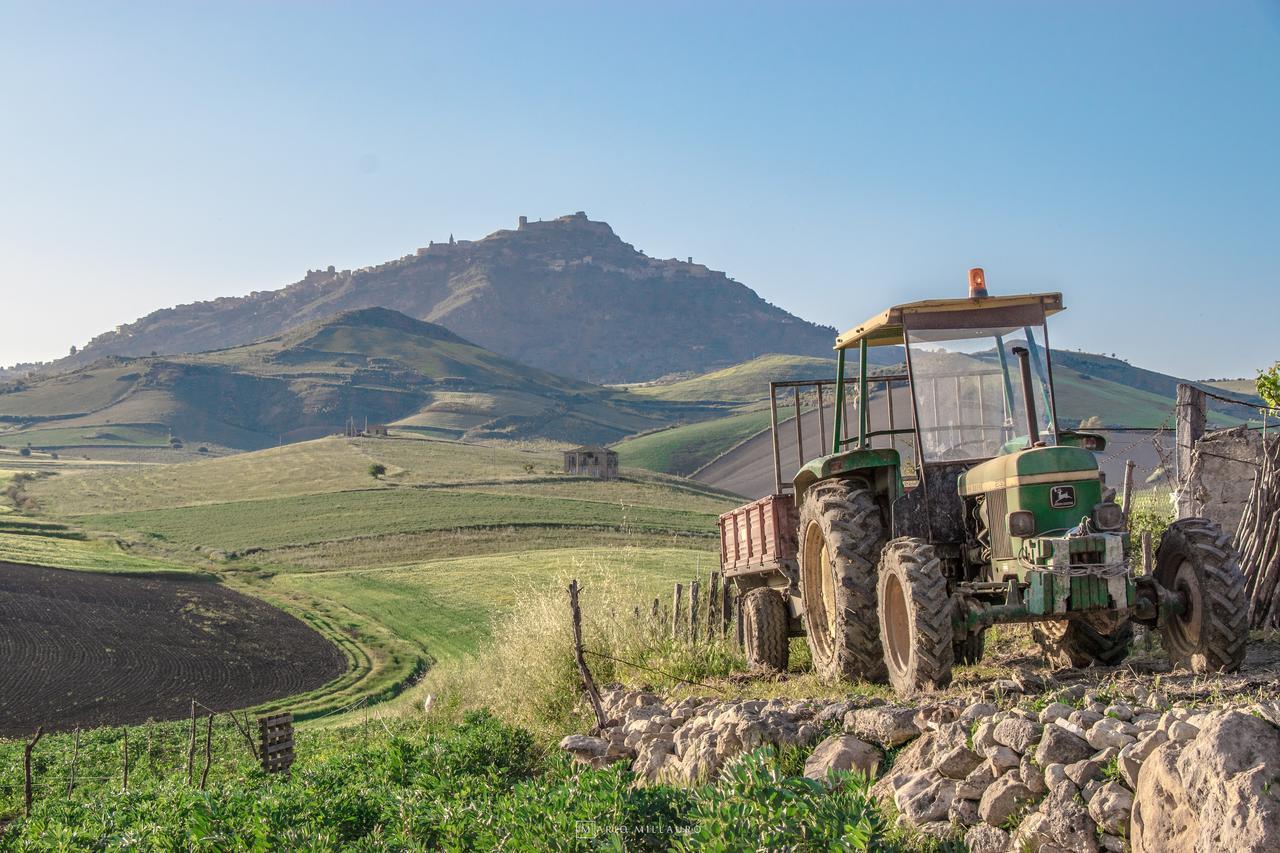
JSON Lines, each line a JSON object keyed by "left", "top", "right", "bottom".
{"left": 877, "top": 537, "right": 954, "bottom": 695}
{"left": 1155, "top": 518, "right": 1248, "bottom": 673}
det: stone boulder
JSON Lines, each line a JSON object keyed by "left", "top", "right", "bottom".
{"left": 803, "top": 734, "right": 880, "bottom": 782}
{"left": 1036, "top": 723, "right": 1094, "bottom": 766}
{"left": 1131, "top": 711, "right": 1280, "bottom": 852}
{"left": 845, "top": 706, "right": 920, "bottom": 747}
{"left": 978, "top": 774, "right": 1038, "bottom": 826}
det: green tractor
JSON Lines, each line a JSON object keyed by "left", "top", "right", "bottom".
{"left": 720, "top": 270, "right": 1248, "bottom": 694}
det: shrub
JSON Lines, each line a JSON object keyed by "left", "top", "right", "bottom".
{"left": 368, "top": 463, "right": 387, "bottom": 479}
{"left": 18, "top": 446, "right": 31, "bottom": 457}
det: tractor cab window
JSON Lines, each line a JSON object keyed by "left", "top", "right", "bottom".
{"left": 904, "top": 323, "right": 1056, "bottom": 464}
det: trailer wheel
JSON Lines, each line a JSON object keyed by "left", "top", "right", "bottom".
{"left": 741, "top": 587, "right": 790, "bottom": 672}
{"left": 877, "top": 538, "right": 954, "bottom": 694}
{"left": 1033, "top": 618, "right": 1133, "bottom": 668}
{"left": 1155, "top": 518, "right": 1248, "bottom": 673}
{"left": 953, "top": 629, "right": 986, "bottom": 665}
{"left": 798, "top": 479, "right": 887, "bottom": 682}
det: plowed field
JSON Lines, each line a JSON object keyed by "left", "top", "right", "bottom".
{"left": 0, "top": 562, "right": 346, "bottom": 736}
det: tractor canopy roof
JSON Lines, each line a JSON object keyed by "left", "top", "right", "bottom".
{"left": 834, "top": 292, "right": 1064, "bottom": 350}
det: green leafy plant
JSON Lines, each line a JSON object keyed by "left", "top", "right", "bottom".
{"left": 368, "top": 462, "right": 387, "bottom": 479}
{"left": 1258, "top": 362, "right": 1280, "bottom": 409}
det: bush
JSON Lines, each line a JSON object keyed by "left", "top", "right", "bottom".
{"left": 1128, "top": 488, "right": 1175, "bottom": 555}
{"left": 18, "top": 446, "right": 31, "bottom": 457}
{"left": 368, "top": 463, "right": 387, "bottom": 479}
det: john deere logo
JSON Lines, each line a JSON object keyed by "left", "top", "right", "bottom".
{"left": 1050, "top": 485, "right": 1076, "bottom": 508}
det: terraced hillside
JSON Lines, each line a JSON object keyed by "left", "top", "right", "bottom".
{"left": 6, "top": 435, "right": 740, "bottom": 721}
{"left": 0, "top": 308, "right": 717, "bottom": 453}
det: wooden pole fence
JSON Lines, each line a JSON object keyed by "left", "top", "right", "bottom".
{"left": 567, "top": 579, "right": 607, "bottom": 732}
{"left": 23, "top": 727, "right": 43, "bottom": 817}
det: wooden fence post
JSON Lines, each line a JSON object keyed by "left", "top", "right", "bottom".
{"left": 200, "top": 714, "right": 214, "bottom": 790}
{"left": 650, "top": 597, "right": 660, "bottom": 622}
{"left": 187, "top": 700, "right": 197, "bottom": 784}
{"left": 707, "top": 572, "right": 720, "bottom": 637}
{"left": 66, "top": 728, "right": 80, "bottom": 798}
{"left": 1121, "top": 459, "right": 1135, "bottom": 519}
{"left": 721, "top": 580, "right": 731, "bottom": 639}
{"left": 1175, "top": 384, "right": 1206, "bottom": 519}
{"left": 689, "top": 580, "right": 700, "bottom": 643}
{"left": 568, "top": 579, "right": 607, "bottom": 731}
{"left": 671, "top": 582, "right": 683, "bottom": 640}
{"left": 23, "top": 727, "right": 43, "bottom": 817}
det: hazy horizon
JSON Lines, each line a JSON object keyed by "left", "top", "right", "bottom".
{"left": 3, "top": 1, "right": 1277, "bottom": 379}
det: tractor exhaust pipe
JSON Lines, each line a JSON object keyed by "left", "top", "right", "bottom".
{"left": 1011, "top": 346, "right": 1041, "bottom": 445}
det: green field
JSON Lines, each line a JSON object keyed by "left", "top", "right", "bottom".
{"left": 6, "top": 435, "right": 735, "bottom": 718}
{"left": 613, "top": 408, "right": 772, "bottom": 475}
{"left": 632, "top": 354, "right": 834, "bottom": 402}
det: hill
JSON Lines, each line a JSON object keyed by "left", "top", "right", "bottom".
{"left": 0, "top": 308, "right": 716, "bottom": 451}
{"left": 47, "top": 212, "right": 837, "bottom": 384}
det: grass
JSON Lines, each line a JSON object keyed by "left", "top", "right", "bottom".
{"left": 632, "top": 354, "right": 834, "bottom": 403}
{"left": 0, "top": 530, "right": 204, "bottom": 575}
{"left": 0, "top": 423, "right": 172, "bottom": 449}
{"left": 76, "top": 487, "right": 723, "bottom": 552}
{"left": 614, "top": 408, "right": 772, "bottom": 475}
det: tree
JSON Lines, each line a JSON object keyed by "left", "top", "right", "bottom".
{"left": 368, "top": 463, "right": 387, "bottom": 479}
{"left": 1258, "top": 361, "right": 1280, "bottom": 409}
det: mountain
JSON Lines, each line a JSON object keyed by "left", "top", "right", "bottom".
{"left": 51, "top": 212, "right": 836, "bottom": 384}
{"left": 0, "top": 308, "right": 717, "bottom": 452}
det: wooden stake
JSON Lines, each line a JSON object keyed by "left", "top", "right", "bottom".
{"left": 721, "top": 579, "right": 731, "bottom": 639}
{"left": 708, "top": 572, "right": 721, "bottom": 634}
{"left": 671, "top": 582, "right": 683, "bottom": 640}
{"left": 650, "top": 597, "right": 660, "bottom": 622}
{"left": 23, "top": 727, "right": 43, "bottom": 817}
{"left": 1175, "top": 384, "right": 1206, "bottom": 519}
{"left": 66, "top": 728, "right": 79, "bottom": 798}
{"left": 689, "top": 580, "right": 700, "bottom": 643}
{"left": 567, "top": 579, "right": 607, "bottom": 732}
{"left": 187, "top": 700, "right": 197, "bottom": 785}
{"left": 200, "top": 714, "right": 214, "bottom": 790}
{"left": 1121, "top": 459, "right": 1135, "bottom": 520}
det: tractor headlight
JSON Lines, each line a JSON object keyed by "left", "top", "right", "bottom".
{"left": 1008, "top": 511, "right": 1036, "bottom": 537}
{"left": 1093, "top": 502, "right": 1124, "bottom": 531}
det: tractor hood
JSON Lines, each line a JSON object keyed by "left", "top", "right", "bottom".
{"left": 957, "top": 446, "right": 1098, "bottom": 498}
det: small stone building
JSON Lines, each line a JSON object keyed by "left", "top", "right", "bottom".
{"left": 564, "top": 446, "right": 618, "bottom": 479}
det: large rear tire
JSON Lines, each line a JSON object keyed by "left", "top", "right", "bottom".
{"left": 1155, "top": 518, "right": 1248, "bottom": 673}
{"left": 877, "top": 537, "right": 954, "bottom": 695}
{"left": 797, "top": 479, "right": 887, "bottom": 682}
{"left": 1033, "top": 617, "right": 1133, "bottom": 668}
{"left": 741, "top": 587, "right": 790, "bottom": 672}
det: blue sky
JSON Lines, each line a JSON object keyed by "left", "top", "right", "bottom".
{"left": 2, "top": 1, "right": 1277, "bottom": 378}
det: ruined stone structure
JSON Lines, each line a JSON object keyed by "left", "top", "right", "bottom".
{"left": 1183, "top": 425, "right": 1274, "bottom": 536}
{"left": 564, "top": 446, "right": 618, "bottom": 479}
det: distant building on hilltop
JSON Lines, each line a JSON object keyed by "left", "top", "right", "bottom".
{"left": 563, "top": 446, "right": 618, "bottom": 479}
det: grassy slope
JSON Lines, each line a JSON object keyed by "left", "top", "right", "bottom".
{"left": 632, "top": 354, "right": 833, "bottom": 402}
{"left": 11, "top": 435, "right": 736, "bottom": 717}
{"left": 613, "top": 408, "right": 772, "bottom": 475}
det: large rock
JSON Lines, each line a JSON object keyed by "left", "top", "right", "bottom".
{"left": 893, "top": 771, "right": 959, "bottom": 825}
{"left": 1023, "top": 789, "right": 1100, "bottom": 853}
{"left": 1131, "top": 711, "right": 1280, "bottom": 852}
{"left": 559, "top": 734, "right": 608, "bottom": 763}
{"left": 978, "top": 774, "right": 1039, "bottom": 826}
{"left": 1087, "top": 717, "right": 1137, "bottom": 750}
{"left": 870, "top": 732, "right": 936, "bottom": 803}
{"left": 1036, "top": 723, "right": 1094, "bottom": 766}
{"left": 1088, "top": 780, "right": 1133, "bottom": 835}
{"left": 994, "top": 716, "right": 1042, "bottom": 753}
{"left": 803, "top": 734, "right": 880, "bottom": 782}
{"left": 934, "top": 745, "right": 984, "bottom": 779}
{"left": 845, "top": 706, "right": 920, "bottom": 747}
{"left": 965, "top": 824, "right": 1011, "bottom": 853}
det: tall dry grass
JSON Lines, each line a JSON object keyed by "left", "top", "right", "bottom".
{"left": 413, "top": 555, "right": 743, "bottom": 741}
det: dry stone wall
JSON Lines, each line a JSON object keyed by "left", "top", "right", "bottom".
{"left": 1183, "top": 426, "right": 1273, "bottom": 536}
{"left": 561, "top": 685, "right": 1280, "bottom": 852}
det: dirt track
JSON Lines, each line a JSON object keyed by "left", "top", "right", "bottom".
{"left": 0, "top": 563, "right": 346, "bottom": 736}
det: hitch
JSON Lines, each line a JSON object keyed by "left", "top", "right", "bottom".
{"left": 1133, "top": 575, "right": 1187, "bottom": 627}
